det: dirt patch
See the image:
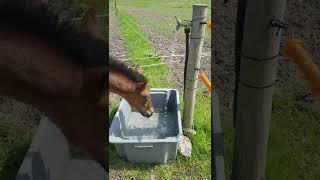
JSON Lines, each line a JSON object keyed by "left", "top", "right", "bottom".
{"left": 0, "top": 97, "right": 42, "bottom": 130}
{"left": 109, "top": 9, "right": 128, "bottom": 58}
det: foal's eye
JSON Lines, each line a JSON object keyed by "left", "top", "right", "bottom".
{"left": 144, "top": 96, "right": 149, "bottom": 101}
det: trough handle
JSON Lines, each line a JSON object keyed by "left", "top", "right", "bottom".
{"left": 133, "top": 144, "right": 154, "bottom": 148}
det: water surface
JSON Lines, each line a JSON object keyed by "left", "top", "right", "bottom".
{"left": 122, "top": 108, "right": 178, "bottom": 140}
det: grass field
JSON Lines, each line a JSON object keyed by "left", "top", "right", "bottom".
{"left": 109, "top": 0, "right": 211, "bottom": 179}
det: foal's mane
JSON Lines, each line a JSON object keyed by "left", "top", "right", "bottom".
{"left": 0, "top": 1, "right": 107, "bottom": 66}
{"left": 109, "top": 57, "right": 148, "bottom": 83}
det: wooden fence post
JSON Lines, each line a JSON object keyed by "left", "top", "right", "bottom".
{"left": 232, "top": 0, "right": 286, "bottom": 179}
{"left": 183, "top": 4, "right": 208, "bottom": 131}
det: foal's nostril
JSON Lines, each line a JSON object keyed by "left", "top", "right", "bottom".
{"left": 142, "top": 111, "right": 153, "bottom": 118}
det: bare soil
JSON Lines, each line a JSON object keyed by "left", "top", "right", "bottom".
{"left": 0, "top": 98, "right": 42, "bottom": 130}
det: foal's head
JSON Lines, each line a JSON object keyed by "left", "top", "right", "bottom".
{"left": 129, "top": 65, "right": 154, "bottom": 117}
{"left": 77, "top": 9, "right": 154, "bottom": 117}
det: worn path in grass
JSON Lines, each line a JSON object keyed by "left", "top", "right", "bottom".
{"left": 109, "top": 2, "right": 211, "bottom": 179}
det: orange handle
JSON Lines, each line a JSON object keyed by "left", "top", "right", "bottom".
{"left": 199, "top": 72, "right": 212, "bottom": 93}
{"left": 281, "top": 39, "right": 320, "bottom": 100}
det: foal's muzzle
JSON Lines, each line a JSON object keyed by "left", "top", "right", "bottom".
{"left": 132, "top": 108, "right": 154, "bottom": 118}
{"left": 145, "top": 111, "right": 153, "bottom": 117}
{"left": 141, "top": 110, "right": 153, "bottom": 118}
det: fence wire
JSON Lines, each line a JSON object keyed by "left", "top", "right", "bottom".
{"left": 116, "top": 52, "right": 210, "bottom": 62}
{"left": 114, "top": 10, "right": 211, "bottom": 68}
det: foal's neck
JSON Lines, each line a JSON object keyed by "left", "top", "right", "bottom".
{"left": 109, "top": 70, "right": 136, "bottom": 96}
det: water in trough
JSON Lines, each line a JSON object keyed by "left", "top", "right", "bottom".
{"left": 122, "top": 107, "right": 178, "bottom": 140}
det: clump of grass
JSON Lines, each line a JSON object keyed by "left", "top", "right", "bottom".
{"left": 0, "top": 125, "right": 35, "bottom": 180}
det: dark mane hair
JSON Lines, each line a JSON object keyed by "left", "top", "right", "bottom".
{"left": 109, "top": 56, "right": 148, "bottom": 83}
{"left": 0, "top": 1, "right": 107, "bottom": 66}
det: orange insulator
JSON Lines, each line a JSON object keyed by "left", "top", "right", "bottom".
{"left": 199, "top": 71, "right": 212, "bottom": 93}
{"left": 207, "top": 20, "right": 212, "bottom": 30}
{"left": 281, "top": 38, "right": 320, "bottom": 100}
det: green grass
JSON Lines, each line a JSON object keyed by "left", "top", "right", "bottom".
{"left": 0, "top": 122, "right": 35, "bottom": 179}
{"left": 221, "top": 95, "right": 320, "bottom": 180}
{"left": 109, "top": 4, "right": 211, "bottom": 180}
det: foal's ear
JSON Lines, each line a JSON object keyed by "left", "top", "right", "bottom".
{"left": 135, "top": 82, "right": 147, "bottom": 92}
{"left": 80, "top": 8, "right": 102, "bottom": 39}
{"left": 135, "top": 64, "right": 143, "bottom": 74}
